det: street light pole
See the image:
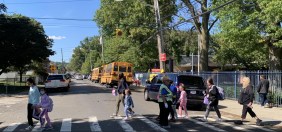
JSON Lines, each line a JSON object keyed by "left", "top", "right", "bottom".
{"left": 153, "top": 0, "right": 165, "bottom": 71}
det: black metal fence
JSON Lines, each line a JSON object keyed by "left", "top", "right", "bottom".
{"left": 135, "top": 71, "right": 282, "bottom": 107}
{"left": 0, "top": 77, "right": 32, "bottom": 94}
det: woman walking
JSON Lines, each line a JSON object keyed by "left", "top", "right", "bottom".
{"left": 203, "top": 78, "right": 222, "bottom": 122}
{"left": 25, "top": 78, "right": 40, "bottom": 130}
{"left": 238, "top": 77, "right": 262, "bottom": 125}
{"left": 111, "top": 73, "right": 128, "bottom": 117}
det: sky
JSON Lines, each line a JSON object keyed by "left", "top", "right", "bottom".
{"left": 3, "top": 0, "right": 100, "bottom": 63}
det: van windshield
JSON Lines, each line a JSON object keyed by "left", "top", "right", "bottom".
{"left": 178, "top": 76, "right": 204, "bottom": 88}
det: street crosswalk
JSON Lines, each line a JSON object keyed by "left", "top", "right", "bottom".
{"left": 1, "top": 115, "right": 278, "bottom": 132}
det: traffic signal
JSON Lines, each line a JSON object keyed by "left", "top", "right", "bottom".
{"left": 116, "top": 28, "right": 122, "bottom": 36}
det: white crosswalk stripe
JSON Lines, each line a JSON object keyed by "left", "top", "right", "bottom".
{"left": 60, "top": 118, "right": 72, "bottom": 132}
{"left": 2, "top": 123, "right": 20, "bottom": 132}
{"left": 1, "top": 115, "right": 278, "bottom": 132}
{"left": 222, "top": 116, "right": 275, "bottom": 132}
{"left": 135, "top": 115, "right": 168, "bottom": 132}
{"left": 31, "top": 122, "right": 43, "bottom": 132}
{"left": 114, "top": 116, "right": 136, "bottom": 132}
{"left": 89, "top": 116, "right": 102, "bottom": 132}
{"left": 189, "top": 118, "right": 227, "bottom": 132}
{"left": 205, "top": 117, "right": 245, "bottom": 131}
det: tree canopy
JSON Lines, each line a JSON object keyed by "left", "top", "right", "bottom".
{"left": 0, "top": 14, "right": 54, "bottom": 75}
{"left": 214, "top": 0, "right": 282, "bottom": 70}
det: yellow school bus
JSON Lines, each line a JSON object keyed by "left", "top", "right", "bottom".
{"left": 91, "top": 67, "right": 103, "bottom": 83}
{"left": 100, "top": 62, "right": 133, "bottom": 87}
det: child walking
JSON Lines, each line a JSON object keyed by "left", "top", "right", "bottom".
{"left": 123, "top": 89, "right": 134, "bottom": 120}
{"left": 178, "top": 85, "right": 188, "bottom": 118}
{"left": 37, "top": 88, "right": 53, "bottom": 130}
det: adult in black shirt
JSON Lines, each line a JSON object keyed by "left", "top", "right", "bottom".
{"left": 257, "top": 75, "right": 270, "bottom": 107}
{"left": 238, "top": 77, "right": 262, "bottom": 125}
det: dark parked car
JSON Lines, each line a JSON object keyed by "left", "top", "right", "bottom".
{"left": 144, "top": 73, "right": 207, "bottom": 109}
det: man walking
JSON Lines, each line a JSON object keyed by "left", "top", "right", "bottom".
{"left": 257, "top": 75, "right": 270, "bottom": 107}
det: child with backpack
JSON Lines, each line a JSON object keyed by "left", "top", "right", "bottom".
{"left": 36, "top": 88, "right": 53, "bottom": 130}
{"left": 123, "top": 89, "right": 134, "bottom": 120}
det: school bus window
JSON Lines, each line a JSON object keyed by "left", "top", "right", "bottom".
{"left": 114, "top": 65, "right": 118, "bottom": 71}
{"left": 128, "top": 67, "right": 132, "bottom": 72}
{"left": 119, "top": 66, "right": 126, "bottom": 72}
{"left": 106, "top": 64, "right": 112, "bottom": 73}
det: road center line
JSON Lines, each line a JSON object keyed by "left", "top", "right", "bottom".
{"left": 60, "top": 118, "right": 72, "bottom": 132}
{"left": 89, "top": 116, "right": 102, "bottom": 132}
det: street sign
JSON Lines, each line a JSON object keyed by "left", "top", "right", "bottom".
{"left": 160, "top": 53, "right": 166, "bottom": 62}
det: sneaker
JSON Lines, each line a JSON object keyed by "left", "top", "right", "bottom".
{"left": 25, "top": 125, "right": 33, "bottom": 130}
{"left": 45, "top": 126, "right": 53, "bottom": 130}
{"left": 123, "top": 117, "right": 129, "bottom": 121}
{"left": 161, "top": 125, "right": 171, "bottom": 129}
{"left": 264, "top": 103, "right": 269, "bottom": 108}
{"left": 130, "top": 111, "right": 135, "bottom": 116}
{"left": 256, "top": 119, "right": 262, "bottom": 126}
{"left": 201, "top": 116, "right": 208, "bottom": 122}
{"left": 110, "top": 113, "right": 117, "bottom": 118}
{"left": 184, "top": 116, "right": 189, "bottom": 119}
{"left": 169, "top": 118, "right": 175, "bottom": 122}
{"left": 216, "top": 118, "right": 222, "bottom": 122}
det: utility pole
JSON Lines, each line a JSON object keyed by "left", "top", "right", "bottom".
{"left": 89, "top": 45, "right": 92, "bottom": 71}
{"left": 153, "top": 0, "right": 165, "bottom": 71}
{"left": 100, "top": 30, "right": 104, "bottom": 64}
{"left": 61, "top": 48, "right": 64, "bottom": 74}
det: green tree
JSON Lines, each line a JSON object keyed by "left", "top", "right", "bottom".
{"left": 215, "top": 0, "right": 282, "bottom": 70}
{"left": 176, "top": 0, "right": 220, "bottom": 71}
{"left": 68, "top": 37, "right": 102, "bottom": 73}
{"left": 0, "top": 3, "right": 7, "bottom": 13}
{"left": 94, "top": 0, "right": 177, "bottom": 72}
{"left": 0, "top": 14, "right": 54, "bottom": 80}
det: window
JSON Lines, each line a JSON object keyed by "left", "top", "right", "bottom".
{"left": 47, "top": 75, "right": 63, "bottom": 80}
{"left": 151, "top": 77, "right": 157, "bottom": 84}
{"left": 178, "top": 76, "right": 204, "bottom": 88}
{"left": 128, "top": 67, "right": 132, "bottom": 72}
{"left": 106, "top": 64, "right": 112, "bottom": 73}
{"left": 114, "top": 65, "right": 118, "bottom": 71}
{"left": 119, "top": 66, "right": 126, "bottom": 72}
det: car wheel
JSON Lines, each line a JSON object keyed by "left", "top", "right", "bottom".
{"left": 144, "top": 90, "right": 150, "bottom": 101}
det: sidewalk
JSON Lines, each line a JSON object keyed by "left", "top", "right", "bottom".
{"left": 219, "top": 99, "right": 282, "bottom": 127}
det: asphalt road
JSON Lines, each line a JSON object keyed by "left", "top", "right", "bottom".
{"left": 0, "top": 79, "right": 280, "bottom": 132}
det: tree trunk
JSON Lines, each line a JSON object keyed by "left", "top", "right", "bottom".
{"left": 269, "top": 45, "right": 282, "bottom": 70}
{"left": 199, "top": 13, "right": 210, "bottom": 71}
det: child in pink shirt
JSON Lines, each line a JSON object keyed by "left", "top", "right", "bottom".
{"left": 178, "top": 85, "right": 188, "bottom": 118}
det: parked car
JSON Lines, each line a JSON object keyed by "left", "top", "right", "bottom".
{"left": 75, "top": 74, "right": 84, "bottom": 80}
{"left": 45, "top": 74, "right": 71, "bottom": 92}
{"left": 144, "top": 73, "right": 206, "bottom": 109}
